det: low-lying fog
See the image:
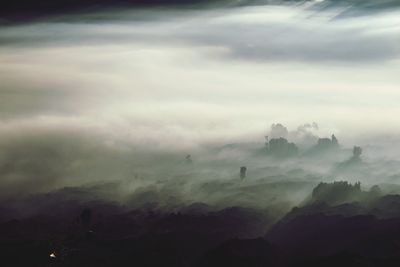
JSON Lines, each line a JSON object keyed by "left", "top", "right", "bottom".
{"left": 0, "top": 2, "right": 400, "bottom": 218}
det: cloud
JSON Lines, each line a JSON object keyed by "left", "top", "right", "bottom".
{"left": 1, "top": 5, "right": 399, "bottom": 63}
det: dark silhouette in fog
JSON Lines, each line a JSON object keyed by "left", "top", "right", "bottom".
{"left": 266, "top": 137, "right": 298, "bottom": 157}
{"left": 311, "top": 181, "right": 362, "bottom": 205}
{"left": 352, "top": 146, "right": 362, "bottom": 161}
{"left": 240, "top": 166, "right": 247, "bottom": 179}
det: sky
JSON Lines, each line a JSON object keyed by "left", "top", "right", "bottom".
{"left": 1, "top": 3, "right": 400, "bottom": 151}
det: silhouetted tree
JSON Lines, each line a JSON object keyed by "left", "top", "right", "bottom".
{"left": 240, "top": 166, "right": 247, "bottom": 179}
{"left": 312, "top": 181, "right": 363, "bottom": 205}
{"left": 332, "top": 134, "right": 339, "bottom": 146}
{"left": 267, "top": 137, "right": 298, "bottom": 157}
{"left": 369, "top": 185, "right": 382, "bottom": 197}
{"left": 353, "top": 146, "right": 362, "bottom": 158}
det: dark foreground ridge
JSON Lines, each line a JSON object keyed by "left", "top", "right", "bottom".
{"left": 2, "top": 181, "right": 400, "bottom": 266}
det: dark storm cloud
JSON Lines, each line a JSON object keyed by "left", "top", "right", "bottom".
{"left": 1, "top": 0, "right": 400, "bottom": 23}
{"left": 0, "top": 0, "right": 230, "bottom": 23}
{"left": 1, "top": 6, "right": 399, "bottom": 64}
